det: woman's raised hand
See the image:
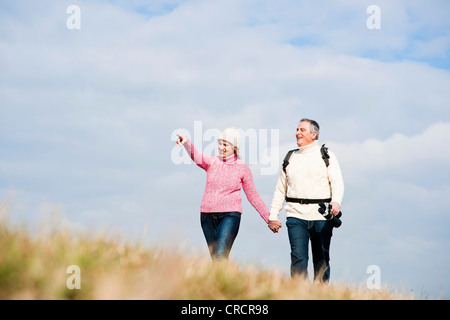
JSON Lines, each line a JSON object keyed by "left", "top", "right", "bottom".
{"left": 176, "top": 134, "right": 187, "bottom": 146}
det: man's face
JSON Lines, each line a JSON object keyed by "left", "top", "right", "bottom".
{"left": 296, "top": 121, "right": 317, "bottom": 147}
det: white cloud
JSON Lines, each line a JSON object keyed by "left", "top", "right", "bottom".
{"left": 329, "top": 122, "right": 450, "bottom": 174}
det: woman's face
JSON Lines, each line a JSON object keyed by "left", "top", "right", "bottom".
{"left": 218, "top": 140, "right": 234, "bottom": 158}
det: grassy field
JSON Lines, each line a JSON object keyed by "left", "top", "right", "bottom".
{"left": 0, "top": 207, "right": 408, "bottom": 300}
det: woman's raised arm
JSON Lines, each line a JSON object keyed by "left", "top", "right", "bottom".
{"left": 176, "top": 134, "right": 214, "bottom": 170}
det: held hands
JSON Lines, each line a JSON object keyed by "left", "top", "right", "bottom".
{"left": 268, "top": 220, "right": 282, "bottom": 233}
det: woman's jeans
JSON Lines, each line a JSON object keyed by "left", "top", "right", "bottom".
{"left": 286, "top": 217, "right": 333, "bottom": 282}
{"left": 201, "top": 212, "right": 241, "bottom": 260}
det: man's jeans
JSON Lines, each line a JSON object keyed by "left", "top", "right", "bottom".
{"left": 286, "top": 217, "right": 333, "bottom": 282}
{"left": 201, "top": 212, "right": 241, "bottom": 260}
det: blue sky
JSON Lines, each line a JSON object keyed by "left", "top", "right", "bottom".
{"left": 1, "top": 0, "right": 449, "bottom": 299}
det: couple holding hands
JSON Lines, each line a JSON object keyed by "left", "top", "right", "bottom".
{"left": 176, "top": 118, "right": 344, "bottom": 282}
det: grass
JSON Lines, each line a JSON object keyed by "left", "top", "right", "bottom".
{"left": 0, "top": 205, "right": 408, "bottom": 300}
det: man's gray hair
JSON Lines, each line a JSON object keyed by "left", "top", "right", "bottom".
{"left": 300, "top": 118, "right": 320, "bottom": 140}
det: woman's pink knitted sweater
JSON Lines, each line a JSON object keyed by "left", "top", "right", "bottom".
{"left": 183, "top": 138, "right": 270, "bottom": 223}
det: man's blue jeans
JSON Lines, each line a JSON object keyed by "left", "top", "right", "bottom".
{"left": 286, "top": 217, "right": 333, "bottom": 282}
{"left": 201, "top": 212, "right": 241, "bottom": 260}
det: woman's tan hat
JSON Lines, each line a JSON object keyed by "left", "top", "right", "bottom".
{"left": 218, "top": 127, "right": 240, "bottom": 151}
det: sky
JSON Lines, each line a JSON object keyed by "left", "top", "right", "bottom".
{"left": 1, "top": 0, "right": 449, "bottom": 299}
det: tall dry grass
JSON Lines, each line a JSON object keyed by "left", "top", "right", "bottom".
{"left": 0, "top": 204, "right": 408, "bottom": 300}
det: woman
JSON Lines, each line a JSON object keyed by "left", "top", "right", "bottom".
{"left": 176, "top": 127, "right": 275, "bottom": 260}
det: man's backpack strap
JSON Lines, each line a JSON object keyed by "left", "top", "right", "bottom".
{"left": 282, "top": 149, "right": 298, "bottom": 173}
{"left": 282, "top": 144, "right": 330, "bottom": 173}
{"left": 320, "top": 144, "right": 330, "bottom": 167}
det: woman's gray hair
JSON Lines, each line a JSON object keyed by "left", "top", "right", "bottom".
{"left": 300, "top": 118, "right": 320, "bottom": 140}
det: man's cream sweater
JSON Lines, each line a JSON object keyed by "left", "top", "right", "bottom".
{"left": 269, "top": 140, "right": 344, "bottom": 221}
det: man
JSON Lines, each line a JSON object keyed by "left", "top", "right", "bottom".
{"left": 268, "top": 118, "right": 344, "bottom": 282}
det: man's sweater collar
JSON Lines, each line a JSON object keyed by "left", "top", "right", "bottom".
{"left": 298, "top": 140, "right": 319, "bottom": 154}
